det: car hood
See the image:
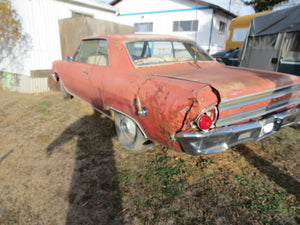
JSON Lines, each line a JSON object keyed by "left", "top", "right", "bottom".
{"left": 140, "top": 62, "right": 300, "bottom": 100}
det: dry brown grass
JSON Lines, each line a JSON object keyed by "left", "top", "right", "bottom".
{"left": 0, "top": 88, "right": 299, "bottom": 225}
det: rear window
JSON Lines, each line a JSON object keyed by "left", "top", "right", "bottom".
{"left": 126, "top": 40, "right": 212, "bottom": 66}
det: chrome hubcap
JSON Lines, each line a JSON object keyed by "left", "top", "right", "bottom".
{"left": 120, "top": 117, "right": 136, "bottom": 141}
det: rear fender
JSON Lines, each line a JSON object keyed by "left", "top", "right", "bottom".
{"left": 136, "top": 80, "right": 219, "bottom": 151}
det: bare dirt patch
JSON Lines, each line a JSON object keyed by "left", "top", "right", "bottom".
{"left": 0, "top": 88, "right": 299, "bottom": 225}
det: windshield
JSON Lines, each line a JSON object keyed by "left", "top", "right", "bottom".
{"left": 126, "top": 40, "right": 213, "bottom": 65}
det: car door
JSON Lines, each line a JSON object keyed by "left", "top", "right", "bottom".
{"left": 63, "top": 39, "right": 101, "bottom": 103}
{"left": 89, "top": 39, "right": 110, "bottom": 112}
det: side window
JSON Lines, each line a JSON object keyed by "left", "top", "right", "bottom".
{"left": 94, "top": 39, "right": 109, "bottom": 66}
{"left": 126, "top": 41, "right": 144, "bottom": 59}
{"left": 73, "top": 39, "right": 109, "bottom": 66}
{"left": 73, "top": 40, "right": 99, "bottom": 64}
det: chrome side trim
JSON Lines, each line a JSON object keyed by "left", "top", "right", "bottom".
{"left": 219, "top": 83, "right": 300, "bottom": 112}
{"left": 93, "top": 107, "right": 113, "bottom": 120}
{"left": 217, "top": 83, "right": 300, "bottom": 127}
{"left": 217, "top": 95, "right": 300, "bottom": 127}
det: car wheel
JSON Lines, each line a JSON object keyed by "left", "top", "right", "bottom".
{"left": 60, "top": 80, "right": 72, "bottom": 99}
{"left": 114, "top": 112, "right": 146, "bottom": 151}
{"left": 291, "top": 123, "right": 300, "bottom": 129}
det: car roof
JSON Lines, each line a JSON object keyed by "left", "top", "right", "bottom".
{"left": 83, "top": 33, "right": 194, "bottom": 42}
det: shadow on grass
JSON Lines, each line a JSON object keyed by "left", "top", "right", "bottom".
{"left": 235, "top": 144, "right": 300, "bottom": 201}
{"left": 46, "top": 113, "right": 123, "bottom": 225}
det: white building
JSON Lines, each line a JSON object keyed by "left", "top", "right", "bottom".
{"left": 0, "top": 0, "right": 117, "bottom": 92}
{"left": 111, "top": 0, "right": 236, "bottom": 54}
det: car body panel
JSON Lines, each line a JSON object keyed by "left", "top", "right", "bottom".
{"left": 52, "top": 34, "right": 300, "bottom": 155}
{"left": 139, "top": 62, "right": 300, "bottom": 100}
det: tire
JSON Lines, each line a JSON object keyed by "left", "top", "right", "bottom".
{"left": 291, "top": 123, "right": 300, "bottom": 129}
{"left": 114, "top": 112, "right": 146, "bottom": 151}
{"left": 60, "top": 80, "right": 72, "bottom": 100}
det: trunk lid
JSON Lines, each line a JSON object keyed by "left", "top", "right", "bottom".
{"left": 140, "top": 62, "right": 300, "bottom": 127}
{"left": 140, "top": 62, "right": 300, "bottom": 100}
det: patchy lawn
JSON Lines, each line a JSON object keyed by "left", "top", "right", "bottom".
{"left": 0, "top": 88, "right": 299, "bottom": 225}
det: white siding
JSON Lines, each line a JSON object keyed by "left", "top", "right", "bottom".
{"left": 114, "top": 0, "right": 234, "bottom": 54}
{"left": 1, "top": 0, "right": 116, "bottom": 76}
{"left": 207, "top": 13, "right": 232, "bottom": 53}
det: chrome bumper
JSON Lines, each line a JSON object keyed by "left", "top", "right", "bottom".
{"left": 175, "top": 106, "right": 300, "bottom": 156}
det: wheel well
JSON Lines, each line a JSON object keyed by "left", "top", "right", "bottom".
{"left": 110, "top": 108, "right": 148, "bottom": 139}
{"left": 53, "top": 72, "right": 60, "bottom": 82}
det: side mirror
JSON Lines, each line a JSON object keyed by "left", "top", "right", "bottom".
{"left": 66, "top": 56, "right": 73, "bottom": 63}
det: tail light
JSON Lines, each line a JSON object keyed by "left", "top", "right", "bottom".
{"left": 196, "top": 106, "right": 218, "bottom": 131}
{"left": 198, "top": 114, "right": 212, "bottom": 130}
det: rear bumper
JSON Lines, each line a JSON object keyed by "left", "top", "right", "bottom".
{"left": 175, "top": 106, "right": 300, "bottom": 156}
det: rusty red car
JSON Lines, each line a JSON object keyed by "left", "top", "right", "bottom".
{"left": 51, "top": 34, "right": 300, "bottom": 155}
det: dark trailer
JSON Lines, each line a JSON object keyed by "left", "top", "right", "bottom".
{"left": 240, "top": 5, "right": 300, "bottom": 76}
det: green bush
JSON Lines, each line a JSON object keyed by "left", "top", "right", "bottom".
{"left": 2, "top": 72, "right": 15, "bottom": 91}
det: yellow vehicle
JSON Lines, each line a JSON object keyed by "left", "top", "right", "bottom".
{"left": 225, "top": 11, "right": 273, "bottom": 51}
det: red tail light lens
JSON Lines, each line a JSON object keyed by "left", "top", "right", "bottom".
{"left": 198, "top": 115, "right": 212, "bottom": 130}
{"left": 196, "top": 106, "right": 218, "bottom": 130}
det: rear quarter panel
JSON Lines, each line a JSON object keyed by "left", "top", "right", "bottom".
{"left": 101, "top": 39, "right": 220, "bottom": 151}
{"left": 135, "top": 76, "right": 219, "bottom": 150}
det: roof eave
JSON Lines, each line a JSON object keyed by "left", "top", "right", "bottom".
{"left": 67, "top": 0, "right": 117, "bottom": 12}
{"left": 110, "top": 0, "right": 122, "bottom": 6}
{"left": 111, "top": 0, "right": 237, "bottom": 18}
{"left": 191, "top": 0, "right": 237, "bottom": 18}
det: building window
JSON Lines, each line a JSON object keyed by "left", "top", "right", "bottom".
{"left": 219, "top": 21, "right": 226, "bottom": 35}
{"left": 134, "top": 23, "right": 153, "bottom": 32}
{"left": 173, "top": 20, "right": 198, "bottom": 32}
